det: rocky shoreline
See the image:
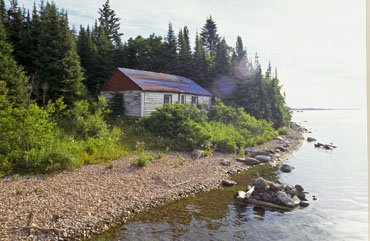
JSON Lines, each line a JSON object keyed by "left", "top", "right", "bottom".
{"left": 0, "top": 123, "right": 305, "bottom": 240}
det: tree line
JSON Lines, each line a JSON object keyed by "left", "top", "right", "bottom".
{"left": 0, "top": 0, "right": 290, "bottom": 127}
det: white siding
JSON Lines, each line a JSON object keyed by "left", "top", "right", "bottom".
{"left": 143, "top": 92, "right": 178, "bottom": 116}
{"left": 100, "top": 90, "right": 142, "bottom": 117}
{"left": 101, "top": 91, "right": 212, "bottom": 117}
{"left": 185, "top": 94, "right": 212, "bottom": 105}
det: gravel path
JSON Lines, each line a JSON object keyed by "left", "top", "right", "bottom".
{"left": 0, "top": 124, "right": 304, "bottom": 240}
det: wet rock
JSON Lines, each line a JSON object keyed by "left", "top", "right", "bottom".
{"left": 262, "top": 192, "right": 273, "bottom": 202}
{"left": 254, "top": 155, "right": 271, "bottom": 163}
{"left": 253, "top": 177, "right": 267, "bottom": 190}
{"left": 276, "top": 191, "right": 298, "bottom": 208}
{"left": 299, "top": 200, "right": 310, "bottom": 207}
{"left": 220, "top": 159, "right": 231, "bottom": 166}
{"left": 222, "top": 180, "right": 237, "bottom": 186}
{"left": 243, "top": 157, "right": 261, "bottom": 165}
{"left": 297, "top": 191, "right": 306, "bottom": 200}
{"left": 289, "top": 188, "right": 298, "bottom": 197}
{"left": 292, "top": 195, "right": 301, "bottom": 205}
{"left": 280, "top": 164, "right": 294, "bottom": 173}
{"left": 307, "top": 137, "right": 316, "bottom": 142}
{"left": 191, "top": 149, "right": 204, "bottom": 159}
{"left": 295, "top": 184, "right": 304, "bottom": 192}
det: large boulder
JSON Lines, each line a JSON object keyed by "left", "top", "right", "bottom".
{"left": 280, "top": 164, "right": 295, "bottom": 173}
{"left": 276, "top": 191, "right": 299, "bottom": 208}
{"left": 274, "top": 136, "right": 283, "bottom": 141}
{"left": 276, "top": 146, "right": 287, "bottom": 152}
{"left": 254, "top": 155, "right": 271, "bottom": 163}
{"left": 307, "top": 137, "right": 317, "bottom": 142}
{"left": 262, "top": 192, "right": 273, "bottom": 202}
{"left": 295, "top": 184, "right": 304, "bottom": 192}
{"left": 297, "top": 191, "right": 306, "bottom": 200}
{"left": 191, "top": 149, "right": 204, "bottom": 159}
{"left": 253, "top": 177, "right": 267, "bottom": 190}
{"left": 243, "top": 157, "right": 261, "bottom": 165}
{"left": 250, "top": 151, "right": 270, "bottom": 157}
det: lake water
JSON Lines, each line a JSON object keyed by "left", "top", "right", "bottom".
{"left": 92, "top": 110, "right": 368, "bottom": 241}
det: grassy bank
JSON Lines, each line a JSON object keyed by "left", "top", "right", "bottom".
{"left": 0, "top": 98, "right": 282, "bottom": 176}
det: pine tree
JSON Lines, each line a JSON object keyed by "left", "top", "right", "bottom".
{"left": 4, "top": 0, "right": 23, "bottom": 64}
{"left": 35, "top": 3, "right": 86, "bottom": 105}
{"left": 0, "top": 22, "right": 29, "bottom": 106}
{"left": 163, "top": 22, "right": 178, "bottom": 74}
{"left": 200, "top": 16, "right": 219, "bottom": 54}
{"left": 177, "top": 26, "right": 192, "bottom": 77}
{"left": 0, "top": 0, "right": 7, "bottom": 23}
{"left": 192, "top": 33, "right": 208, "bottom": 87}
{"left": 213, "top": 38, "right": 230, "bottom": 76}
{"left": 265, "top": 61, "right": 272, "bottom": 78}
{"left": 98, "top": 0, "right": 122, "bottom": 46}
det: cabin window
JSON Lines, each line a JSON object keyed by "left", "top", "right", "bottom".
{"left": 180, "top": 94, "right": 185, "bottom": 104}
{"left": 191, "top": 96, "right": 198, "bottom": 106}
{"left": 164, "top": 95, "right": 172, "bottom": 104}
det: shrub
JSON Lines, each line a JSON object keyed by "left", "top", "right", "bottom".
{"left": 203, "top": 149, "right": 212, "bottom": 157}
{"left": 278, "top": 127, "right": 289, "bottom": 135}
{"left": 157, "top": 152, "right": 164, "bottom": 159}
{"left": 132, "top": 152, "right": 154, "bottom": 167}
{"left": 16, "top": 189, "right": 24, "bottom": 195}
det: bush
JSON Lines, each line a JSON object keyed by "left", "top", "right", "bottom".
{"left": 278, "top": 127, "right": 289, "bottom": 135}
{"left": 137, "top": 104, "right": 212, "bottom": 151}
{"left": 132, "top": 151, "right": 154, "bottom": 167}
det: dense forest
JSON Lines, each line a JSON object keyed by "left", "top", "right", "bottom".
{"left": 0, "top": 0, "right": 291, "bottom": 175}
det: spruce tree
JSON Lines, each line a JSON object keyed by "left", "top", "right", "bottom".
{"left": 213, "top": 38, "right": 230, "bottom": 76}
{"left": 177, "top": 26, "right": 192, "bottom": 77}
{"left": 200, "top": 16, "right": 219, "bottom": 54}
{"left": 163, "top": 22, "right": 178, "bottom": 74}
{"left": 0, "top": 22, "right": 29, "bottom": 106}
{"left": 98, "top": 0, "right": 122, "bottom": 46}
{"left": 265, "top": 61, "right": 272, "bottom": 78}
{"left": 35, "top": 3, "right": 86, "bottom": 105}
{"left": 0, "top": 0, "right": 6, "bottom": 23}
{"left": 192, "top": 33, "right": 208, "bottom": 87}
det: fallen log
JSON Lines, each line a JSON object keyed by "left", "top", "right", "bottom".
{"left": 245, "top": 186, "right": 255, "bottom": 198}
{"left": 243, "top": 198, "right": 296, "bottom": 211}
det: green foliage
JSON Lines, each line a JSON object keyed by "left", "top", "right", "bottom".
{"left": 137, "top": 104, "right": 211, "bottom": 151}
{"left": 157, "top": 152, "right": 164, "bottom": 159}
{"left": 278, "top": 127, "right": 289, "bottom": 135}
{"left": 108, "top": 163, "right": 114, "bottom": 169}
{"left": 203, "top": 149, "right": 212, "bottom": 157}
{"left": 137, "top": 101, "right": 277, "bottom": 153}
{"left": 16, "top": 189, "right": 23, "bottom": 195}
{"left": 132, "top": 151, "right": 154, "bottom": 167}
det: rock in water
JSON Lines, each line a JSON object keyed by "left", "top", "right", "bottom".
{"left": 243, "top": 157, "right": 261, "bottom": 165}
{"left": 307, "top": 137, "right": 317, "bottom": 142}
{"left": 191, "top": 149, "right": 204, "bottom": 159}
{"left": 299, "top": 200, "right": 310, "bottom": 207}
{"left": 262, "top": 192, "right": 273, "bottom": 202}
{"left": 297, "top": 191, "right": 306, "bottom": 200}
{"left": 220, "top": 159, "right": 231, "bottom": 166}
{"left": 254, "top": 155, "right": 271, "bottom": 163}
{"left": 222, "top": 180, "right": 237, "bottom": 186}
{"left": 295, "top": 184, "right": 304, "bottom": 192}
{"left": 280, "top": 164, "right": 295, "bottom": 173}
{"left": 253, "top": 177, "right": 267, "bottom": 190}
{"left": 276, "top": 191, "right": 298, "bottom": 208}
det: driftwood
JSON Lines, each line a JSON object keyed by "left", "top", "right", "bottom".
{"left": 243, "top": 198, "right": 296, "bottom": 211}
{"left": 245, "top": 186, "right": 255, "bottom": 198}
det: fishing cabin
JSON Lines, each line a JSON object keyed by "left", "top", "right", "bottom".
{"left": 100, "top": 68, "right": 213, "bottom": 117}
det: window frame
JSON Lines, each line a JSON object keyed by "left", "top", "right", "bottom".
{"left": 164, "top": 94, "right": 172, "bottom": 104}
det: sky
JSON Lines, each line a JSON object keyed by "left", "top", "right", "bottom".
{"left": 16, "top": 0, "right": 366, "bottom": 109}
